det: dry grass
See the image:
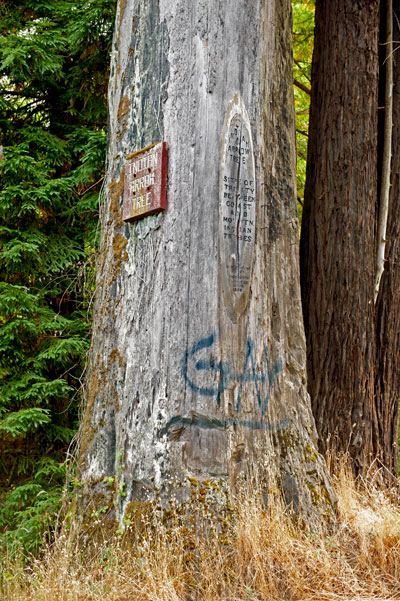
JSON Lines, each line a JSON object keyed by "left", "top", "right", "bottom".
{"left": 2, "top": 464, "right": 400, "bottom": 601}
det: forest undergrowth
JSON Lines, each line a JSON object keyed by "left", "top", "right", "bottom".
{"left": 1, "top": 460, "right": 400, "bottom": 601}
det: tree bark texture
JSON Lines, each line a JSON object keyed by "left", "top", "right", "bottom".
{"left": 77, "top": 0, "right": 335, "bottom": 523}
{"left": 373, "top": 0, "right": 400, "bottom": 476}
{"left": 300, "top": 0, "right": 379, "bottom": 473}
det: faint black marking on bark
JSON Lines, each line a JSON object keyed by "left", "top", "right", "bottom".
{"left": 159, "top": 412, "right": 289, "bottom": 438}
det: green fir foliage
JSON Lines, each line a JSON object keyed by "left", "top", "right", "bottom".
{"left": 0, "top": 0, "right": 116, "bottom": 554}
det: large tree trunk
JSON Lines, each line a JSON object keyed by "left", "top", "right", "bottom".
{"left": 300, "top": 0, "right": 379, "bottom": 474}
{"left": 77, "top": 0, "right": 335, "bottom": 524}
{"left": 301, "top": 0, "right": 400, "bottom": 478}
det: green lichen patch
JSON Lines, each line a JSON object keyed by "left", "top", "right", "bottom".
{"left": 117, "top": 95, "right": 130, "bottom": 122}
{"left": 78, "top": 359, "right": 107, "bottom": 461}
{"left": 272, "top": 428, "right": 300, "bottom": 460}
{"left": 108, "top": 170, "right": 125, "bottom": 227}
{"left": 304, "top": 443, "right": 319, "bottom": 463}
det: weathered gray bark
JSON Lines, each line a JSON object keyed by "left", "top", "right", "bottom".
{"left": 77, "top": 0, "right": 335, "bottom": 524}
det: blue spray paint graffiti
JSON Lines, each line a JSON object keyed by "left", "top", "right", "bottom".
{"left": 182, "top": 334, "right": 283, "bottom": 414}
{"left": 160, "top": 333, "right": 288, "bottom": 438}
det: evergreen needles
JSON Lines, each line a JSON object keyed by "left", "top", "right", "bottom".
{"left": 0, "top": 0, "right": 116, "bottom": 554}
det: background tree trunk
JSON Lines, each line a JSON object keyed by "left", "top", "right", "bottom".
{"left": 77, "top": 0, "right": 335, "bottom": 524}
{"left": 373, "top": 0, "right": 400, "bottom": 476}
{"left": 300, "top": 0, "right": 379, "bottom": 474}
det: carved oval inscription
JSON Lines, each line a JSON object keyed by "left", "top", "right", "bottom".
{"left": 219, "top": 95, "right": 256, "bottom": 322}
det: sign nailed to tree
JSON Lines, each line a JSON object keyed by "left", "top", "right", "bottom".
{"left": 123, "top": 142, "right": 168, "bottom": 222}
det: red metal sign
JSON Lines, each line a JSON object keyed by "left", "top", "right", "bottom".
{"left": 123, "top": 141, "right": 168, "bottom": 222}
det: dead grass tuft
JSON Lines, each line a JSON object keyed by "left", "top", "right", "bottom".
{"left": 2, "top": 462, "right": 400, "bottom": 601}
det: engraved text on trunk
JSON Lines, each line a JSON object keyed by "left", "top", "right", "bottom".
{"left": 219, "top": 95, "right": 256, "bottom": 322}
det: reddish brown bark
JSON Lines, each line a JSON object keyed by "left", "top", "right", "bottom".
{"left": 300, "top": 0, "right": 380, "bottom": 474}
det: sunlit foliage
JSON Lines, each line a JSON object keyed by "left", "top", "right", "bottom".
{"left": 292, "top": 0, "right": 314, "bottom": 220}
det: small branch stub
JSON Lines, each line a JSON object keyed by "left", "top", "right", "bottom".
{"left": 293, "top": 78, "right": 311, "bottom": 96}
{"left": 123, "top": 141, "right": 168, "bottom": 222}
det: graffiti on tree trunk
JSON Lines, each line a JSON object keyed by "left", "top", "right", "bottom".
{"left": 160, "top": 333, "right": 288, "bottom": 438}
